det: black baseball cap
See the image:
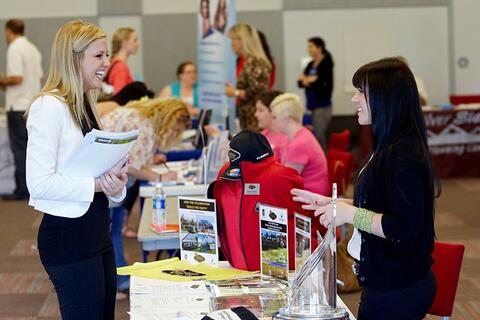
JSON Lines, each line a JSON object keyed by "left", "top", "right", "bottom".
{"left": 221, "top": 130, "right": 273, "bottom": 181}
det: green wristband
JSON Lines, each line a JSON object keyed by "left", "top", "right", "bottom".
{"left": 353, "top": 208, "right": 375, "bottom": 233}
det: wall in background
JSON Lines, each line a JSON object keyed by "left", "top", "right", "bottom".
{"left": 452, "top": 0, "right": 480, "bottom": 95}
{"left": 99, "top": 16, "right": 144, "bottom": 81}
{"left": 0, "top": 0, "right": 478, "bottom": 115}
{"left": 284, "top": 7, "right": 449, "bottom": 114}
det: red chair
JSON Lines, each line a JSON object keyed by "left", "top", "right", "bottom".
{"left": 327, "top": 150, "right": 355, "bottom": 194}
{"left": 428, "top": 241, "right": 465, "bottom": 319}
{"left": 327, "top": 158, "right": 346, "bottom": 196}
{"left": 328, "top": 129, "right": 351, "bottom": 151}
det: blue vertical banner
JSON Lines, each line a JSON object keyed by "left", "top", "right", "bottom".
{"left": 197, "top": 0, "right": 236, "bottom": 126}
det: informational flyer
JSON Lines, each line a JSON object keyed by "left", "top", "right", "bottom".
{"left": 178, "top": 197, "right": 218, "bottom": 266}
{"left": 294, "top": 213, "right": 312, "bottom": 271}
{"left": 259, "top": 204, "right": 289, "bottom": 280}
{"left": 59, "top": 129, "right": 138, "bottom": 178}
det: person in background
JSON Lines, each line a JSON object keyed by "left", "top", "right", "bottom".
{"left": 159, "top": 61, "right": 199, "bottom": 116}
{"left": 298, "top": 37, "right": 334, "bottom": 151}
{"left": 97, "top": 81, "right": 154, "bottom": 118}
{"left": 26, "top": 20, "right": 128, "bottom": 319}
{"left": 213, "top": 0, "right": 228, "bottom": 33}
{"left": 96, "top": 80, "right": 155, "bottom": 240}
{"left": 292, "top": 57, "right": 440, "bottom": 319}
{"left": 102, "top": 97, "right": 191, "bottom": 296}
{"left": 257, "top": 30, "right": 276, "bottom": 89}
{"left": 225, "top": 22, "right": 271, "bottom": 131}
{"left": 271, "top": 93, "right": 329, "bottom": 196}
{"left": 0, "top": 19, "right": 43, "bottom": 200}
{"left": 105, "top": 27, "right": 139, "bottom": 94}
{"left": 254, "top": 90, "right": 285, "bottom": 161}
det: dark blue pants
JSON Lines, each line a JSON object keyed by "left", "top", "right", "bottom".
{"left": 358, "top": 271, "right": 436, "bottom": 320}
{"left": 43, "top": 248, "right": 117, "bottom": 320}
{"left": 109, "top": 206, "right": 129, "bottom": 291}
{"left": 7, "top": 111, "right": 28, "bottom": 196}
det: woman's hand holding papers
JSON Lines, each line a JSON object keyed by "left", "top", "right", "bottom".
{"left": 95, "top": 155, "right": 130, "bottom": 197}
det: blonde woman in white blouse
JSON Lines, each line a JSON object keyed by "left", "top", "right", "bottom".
{"left": 26, "top": 21, "right": 128, "bottom": 319}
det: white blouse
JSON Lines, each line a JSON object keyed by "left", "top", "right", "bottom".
{"left": 26, "top": 94, "right": 125, "bottom": 218}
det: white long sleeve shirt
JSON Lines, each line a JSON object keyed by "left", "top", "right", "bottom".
{"left": 26, "top": 94, "right": 125, "bottom": 218}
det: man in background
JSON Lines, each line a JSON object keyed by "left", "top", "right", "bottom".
{"left": 0, "top": 19, "right": 43, "bottom": 200}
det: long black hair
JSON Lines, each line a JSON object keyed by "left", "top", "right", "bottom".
{"left": 352, "top": 57, "right": 440, "bottom": 207}
{"left": 258, "top": 31, "right": 274, "bottom": 66}
{"left": 308, "top": 36, "right": 334, "bottom": 65}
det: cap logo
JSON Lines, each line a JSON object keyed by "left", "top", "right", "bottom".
{"left": 228, "top": 148, "right": 241, "bottom": 163}
{"left": 226, "top": 168, "right": 241, "bottom": 177}
{"left": 256, "top": 152, "right": 270, "bottom": 161}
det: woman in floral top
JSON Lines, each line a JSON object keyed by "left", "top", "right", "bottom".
{"left": 101, "top": 97, "right": 191, "bottom": 296}
{"left": 102, "top": 97, "right": 191, "bottom": 182}
{"left": 225, "top": 23, "right": 271, "bottom": 131}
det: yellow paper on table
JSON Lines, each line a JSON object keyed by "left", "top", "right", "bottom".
{"left": 117, "top": 258, "right": 255, "bottom": 282}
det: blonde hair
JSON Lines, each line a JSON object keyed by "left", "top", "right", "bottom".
{"left": 111, "top": 27, "right": 135, "bottom": 57}
{"left": 228, "top": 22, "right": 271, "bottom": 68}
{"left": 29, "top": 20, "right": 106, "bottom": 128}
{"left": 126, "top": 97, "right": 191, "bottom": 149}
{"left": 270, "top": 93, "right": 305, "bottom": 123}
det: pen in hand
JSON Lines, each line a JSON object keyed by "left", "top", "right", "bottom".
{"left": 162, "top": 162, "right": 171, "bottom": 172}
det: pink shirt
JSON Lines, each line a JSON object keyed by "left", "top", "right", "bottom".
{"left": 107, "top": 59, "right": 134, "bottom": 94}
{"left": 262, "top": 129, "right": 288, "bottom": 162}
{"left": 282, "top": 127, "right": 329, "bottom": 195}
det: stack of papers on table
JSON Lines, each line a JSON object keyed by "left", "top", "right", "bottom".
{"left": 117, "top": 257, "right": 255, "bottom": 282}
{"left": 129, "top": 276, "right": 210, "bottom": 320}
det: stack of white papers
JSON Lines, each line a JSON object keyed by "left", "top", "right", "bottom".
{"left": 128, "top": 276, "right": 211, "bottom": 320}
{"left": 59, "top": 129, "right": 138, "bottom": 178}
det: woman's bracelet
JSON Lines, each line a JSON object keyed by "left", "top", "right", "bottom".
{"left": 352, "top": 208, "right": 375, "bottom": 233}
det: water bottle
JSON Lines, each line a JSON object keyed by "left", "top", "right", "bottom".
{"left": 152, "top": 182, "right": 166, "bottom": 228}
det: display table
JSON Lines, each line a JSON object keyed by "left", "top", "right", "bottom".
{"left": 126, "top": 269, "right": 356, "bottom": 320}
{"left": 137, "top": 185, "right": 207, "bottom": 260}
{"left": 423, "top": 105, "right": 480, "bottom": 177}
{"left": 0, "top": 112, "right": 15, "bottom": 195}
{"left": 359, "top": 105, "right": 480, "bottom": 178}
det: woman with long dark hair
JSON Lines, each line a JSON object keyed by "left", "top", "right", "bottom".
{"left": 258, "top": 30, "right": 276, "bottom": 89}
{"left": 292, "top": 57, "right": 440, "bottom": 319}
{"left": 298, "top": 37, "right": 334, "bottom": 150}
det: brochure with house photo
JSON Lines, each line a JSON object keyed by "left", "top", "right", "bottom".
{"left": 259, "top": 204, "right": 289, "bottom": 281}
{"left": 178, "top": 197, "right": 218, "bottom": 266}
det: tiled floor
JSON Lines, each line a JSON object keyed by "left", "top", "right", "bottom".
{"left": 0, "top": 178, "right": 479, "bottom": 319}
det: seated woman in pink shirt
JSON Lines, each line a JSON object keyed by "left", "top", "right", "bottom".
{"left": 106, "top": 27, "right": 139, "bottom": 94}
{"left": 254, "top": 90, "right": 287, "bottom": 161}
{"left": 271, "top": 93, "right": 329, "bottom": 195}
